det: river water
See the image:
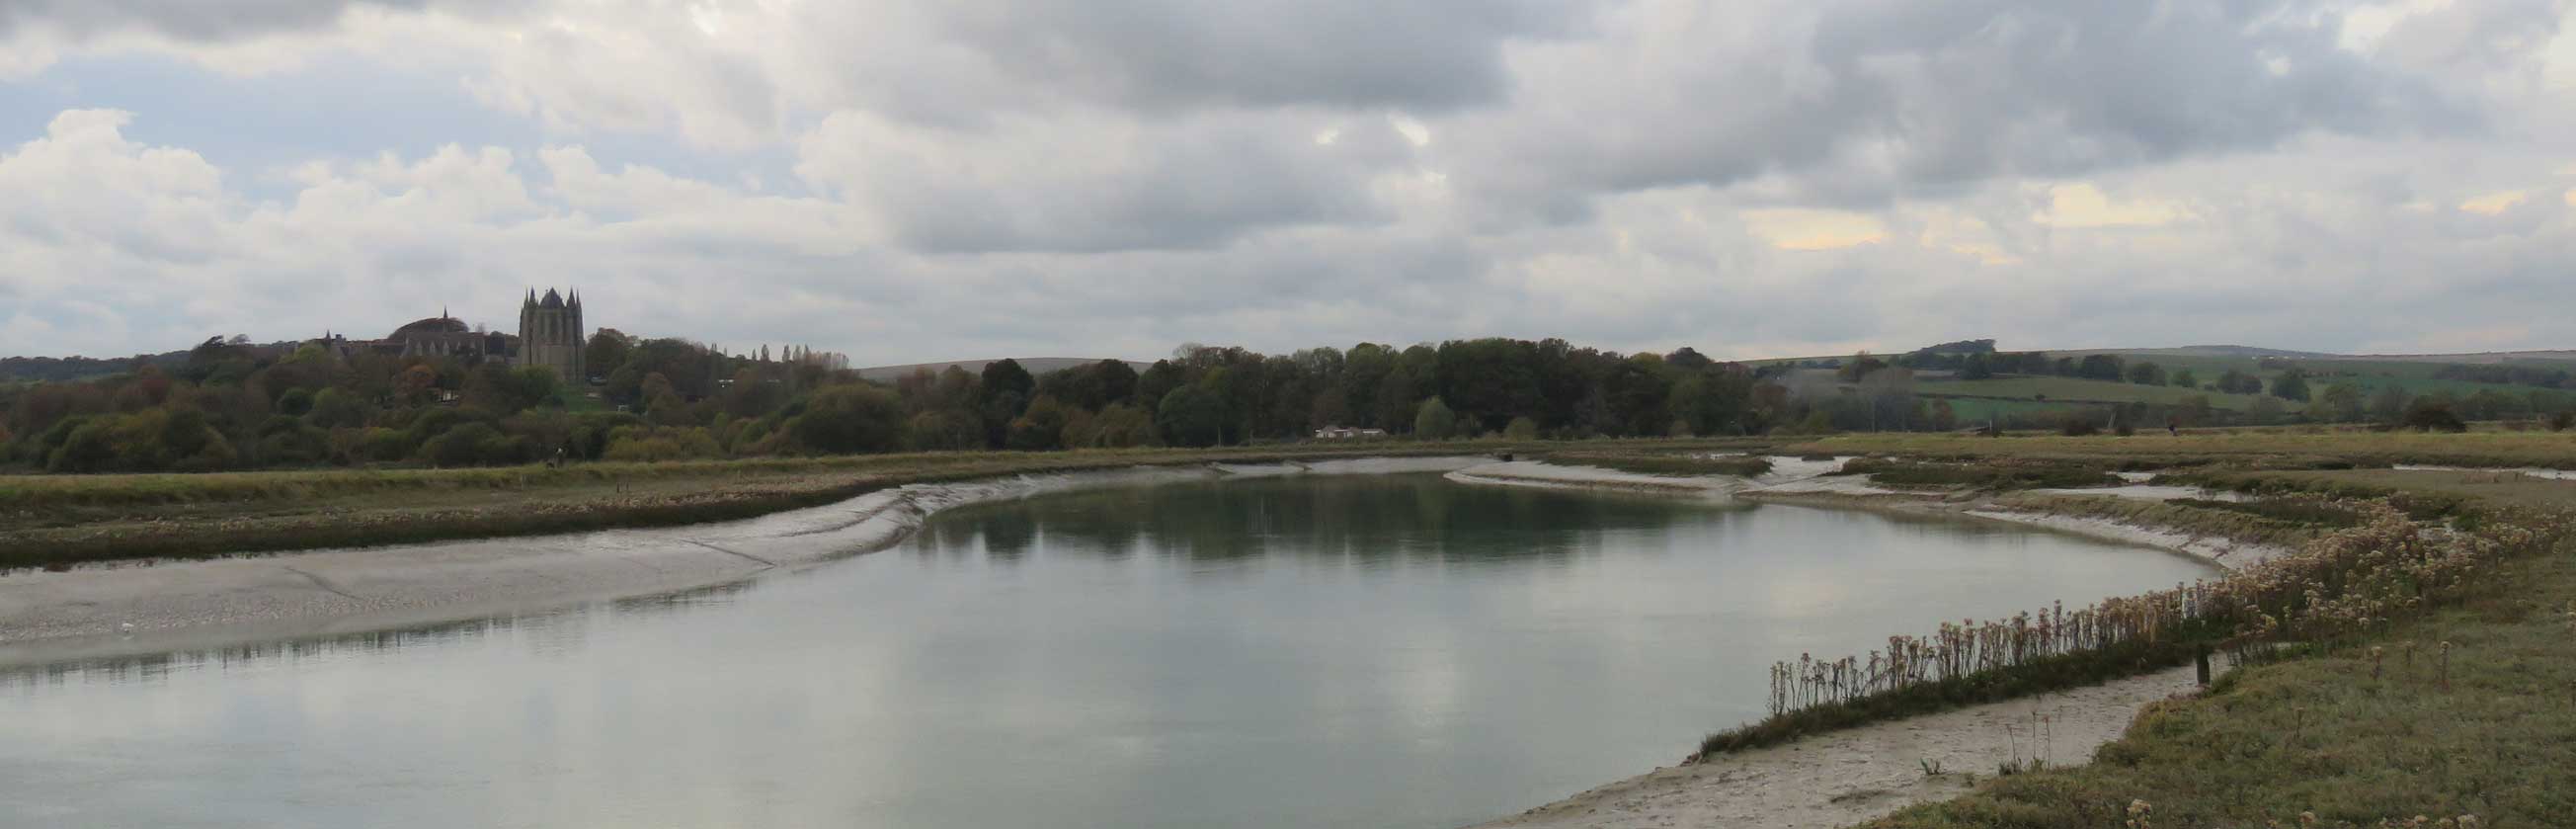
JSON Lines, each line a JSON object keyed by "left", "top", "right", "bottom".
{"left": 0, "top": 473, "right": 2210, "bottom": 829}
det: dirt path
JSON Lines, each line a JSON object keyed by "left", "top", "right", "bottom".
{"left": 1467, "top": 665, "right": 2203, "bottom": 829}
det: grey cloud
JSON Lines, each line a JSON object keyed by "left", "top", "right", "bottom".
{"left": 1455, "top": 0, "right": 2459, "bottom": 218}
{"left": 798, "top": 112, "right": 1408, "bottom": 254}
{"left": 0, "top": 0, "right": 512, "bottom": 41}
{"left": 926, "top": 0, "right": 1582, "bottom": 112}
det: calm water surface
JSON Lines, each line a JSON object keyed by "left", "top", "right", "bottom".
{"left": 0, "top": 474, "right": 2211, "bottom": 829}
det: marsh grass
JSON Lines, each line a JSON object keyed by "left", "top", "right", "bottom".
{"left": 1866, "top": 539, "right": 2576, "bottom": 828}
{"left": 1699, "top": 503, "right": 2575, "bottom": 766}
{"left": 1831, "top": 457, "right": 2121, "bottom": 490}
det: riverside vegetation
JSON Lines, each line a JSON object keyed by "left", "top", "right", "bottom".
{"left": 1691, "top": 430, "right": 2576, "bottom": 828}
{"left": 12, "top": 334, "right": 2572, "bottom": 480}
{"left": 3, "top": 440, "right": 1738, "bottom": 570}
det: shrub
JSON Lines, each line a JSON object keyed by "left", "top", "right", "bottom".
{"left": 2404, "top": 400, "right": 2468, "bottom": 433}
{"left": 790, "top": 384, "right": 905, "bottom": 455}
{"left": 602, "top": 426, "right": 724, "bottom": 461}
{"left": 416, "top": 422, "right": 528, "bottom": 467}
{"left": 1412, "top": 396, "right": 1457, "bottom": 440}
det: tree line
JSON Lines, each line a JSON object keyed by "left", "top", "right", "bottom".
{"left": 7, "top": 334, "right": 2571, "bottom": 474}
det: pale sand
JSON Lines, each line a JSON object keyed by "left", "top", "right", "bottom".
{"left": 0, "top": 457, "right": 1491, "bottom": 667}
{"left": 1466, "top": 665, "right": 2203, "bottom": 829}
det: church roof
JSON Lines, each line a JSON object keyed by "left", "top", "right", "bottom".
{"left": 390, "top": 316, "right": 469, "bottom": 338}
{"left": 541, "top": 289, "right": 564, "bottom": 309}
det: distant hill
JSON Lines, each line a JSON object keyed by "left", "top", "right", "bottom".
{"left": 853, "top": 357, "right": 1149, "bottom": 383}
{"left": 2086, "top": 345, "right": 2336, "bottom": 359}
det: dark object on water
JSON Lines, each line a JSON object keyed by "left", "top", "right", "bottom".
{"left": 1496, "top": 453, "right": 1514, "bottom": 461}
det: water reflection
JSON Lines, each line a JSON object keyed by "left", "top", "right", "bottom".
{"left": 0, "top": 473, "right": 2211, "bottom": 829}
{"left": 940, "top": 475, "right": 1728, "bottom": 567}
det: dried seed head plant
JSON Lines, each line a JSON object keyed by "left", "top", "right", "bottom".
{"left": 1745, "top": 500, "right": 2574, "bottom": 728}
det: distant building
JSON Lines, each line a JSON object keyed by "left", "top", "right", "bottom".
{"left": 387, "top": 310, "right": 510, "bottom": 360}
{"left": 311, "top": 289, "right": 590, "bottom": 380}
{"left": 518, "top": 288, "right": 586, "bottom": 382}
{"left": 1312, "top": 426, "right": 1388, "bottom": 440}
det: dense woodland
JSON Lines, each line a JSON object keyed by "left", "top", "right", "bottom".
{"left": 3, "top": 332, "right": 2570, "bottom": 474}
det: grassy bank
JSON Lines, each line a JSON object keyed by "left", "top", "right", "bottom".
{"left": 0, "top": 439, "right": 1750, "bottom": 570}
{"left": 1722, "top": 431, "right": 2576, "bottom": 827}
{"left": 1869, "top": 538, "right": 2576, "bottom": 827}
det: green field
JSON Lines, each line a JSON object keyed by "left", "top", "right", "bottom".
{"left": 1922, "top": 374, "right": 2294, "bottom": 412}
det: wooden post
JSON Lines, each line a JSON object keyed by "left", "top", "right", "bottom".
{"left": 2195, "top": 644, "right": 2213, "bottom": 687}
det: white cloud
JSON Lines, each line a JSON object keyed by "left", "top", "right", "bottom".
{"left": 2457, "top": 189, "right": 2530, "bottom": 214}
{"left": 2033, "top": 183, "right": 2195, "bottom": 228}
{"left": 1739, "top": 208, "right": 1889, "bottom": 250}
{"left": 3, "top": 0, "right": 2576, "bottom": 363}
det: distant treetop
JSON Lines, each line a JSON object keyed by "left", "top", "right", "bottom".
{"left": 1908, "top": 339, "right": 1997, "bottom": 357}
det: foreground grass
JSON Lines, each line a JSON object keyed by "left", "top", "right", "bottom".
{"left": 1766, "top": 432, "right": 2576, "bottom": 827}
{"left": 1868, "top": 546, "right": 2576, "bottom": 828}
{"left": 0, "top": 439, "right": 1744, "bottom": 569}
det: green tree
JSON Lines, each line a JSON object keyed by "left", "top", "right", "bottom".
{"left": 2370, "top": 384, "right": 2412, "bottom": 423}
{"left": 2169, "top": 368, "right": 2198, "bottom": 388}
{"left": 1412, "top": 396, "right": 1457, "bottom": 440}
{"left": 2076, "top": 354, "right": 2127, "bottom": 381}
{"left": 1089, "top": 403, "right": 1158, "bottom": 448}
{"left": 790, "top": 384, "right": 904, "bottom": 454}
{"left": 304, "top": 387, "right": 367, "bottom": 429}
{"left": 2404, "top": 399, "right": 2467, "bottom": 432}
{"left": 2268, "top": 369, "right": 2311, "bottom": 402}
{"left": 1154, "top": 385, "right": 1227, "bottom": 448}
{"left": 2317, "top": 383, "right": 2366, "bottom": 422}
{"left": 1959, "top": 353, "right": 1993, "bottom": 380}
{"left": 585, "top": 330, "right": 636, "bottom": 378}
{"left": 2125, "top": 362, "right": 2165, "bottom": 385}
{"left": 1006, "top": 395, "right": 1072, "bottom": 451}
{"left": 904, "top": 410, "right": 982, "bottom": 452}
{"left": 1502, "top": 416, "right": 1539, "bottom": 441}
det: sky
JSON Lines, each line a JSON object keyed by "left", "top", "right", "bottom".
{"left": 1, "top": 0, "right": 2572, "bottom": 365}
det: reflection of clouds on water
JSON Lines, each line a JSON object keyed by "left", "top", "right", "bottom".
{"left": 912, "top": 474, "right": 1719, "bottom": 571}
{"left": 1, "top": 473, "right": 2214, "bottom": 829}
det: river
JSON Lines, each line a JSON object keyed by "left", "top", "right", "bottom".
{"left": 0, "top": 472, "right": 2210, "bottom": 828}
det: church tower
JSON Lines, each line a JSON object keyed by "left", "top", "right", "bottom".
{"left": 519, "top": 288, "right": 587, "bottom": 382}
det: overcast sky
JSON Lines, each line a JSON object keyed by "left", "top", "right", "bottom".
{"left": 2, "top": 0, "right": 2572, "bottom": 365}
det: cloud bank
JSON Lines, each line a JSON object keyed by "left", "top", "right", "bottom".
{"left": 2, "top": 0, "right": 2572, "bottom": 363}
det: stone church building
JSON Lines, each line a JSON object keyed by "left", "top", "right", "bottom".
{"left": 518, "top": 288, "right": 586, "bottom": 382}
{"left": 323, "top": 287, "right": 589, "bottom": 381}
